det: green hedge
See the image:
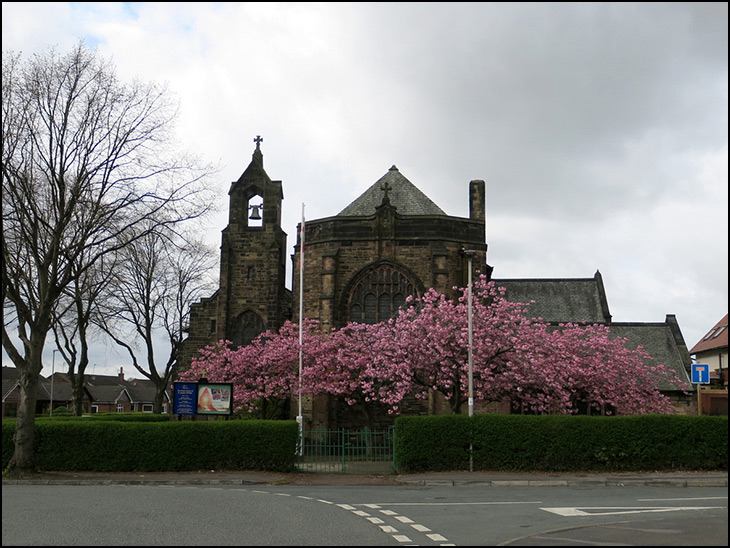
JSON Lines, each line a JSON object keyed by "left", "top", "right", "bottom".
{"left": 35, "top": 413, "right": 172, "bottom": 422}
{"left": 5, "top": 414, "right": 727, "bottom": 474}
{"left": 395, "top": 414, "right": 728, "bottom": 473}
{"left": 3, "top": 419, "right": 298, "bottom": 472}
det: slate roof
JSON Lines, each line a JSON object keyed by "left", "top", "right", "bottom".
{"left": 44, "top": 371, "right": 169, "bottom": 405}
{"left": 2, "top": 366, "right": 20, "bottom": 401}
{"left": 490, "top": 275, "right": 692, "bottom": 392}
{"left": 607, "top": 322, "right": 692, "bottom": 391}
{"left": 492, "top": 272, "right": 612, "bottom": 325}
{"left": 338, "top": 165, "right": 446, "bottom": 217}
{"left": 37, "top": 380, "right": 82, "bottom": 402}
{"left": 80, "top": 373, "right": 170, "bottom": 404}
{"left": 2, "top": 367, "right": 93, "bottom": 403}
{"left": 689, "top": 314, "right": 728, "bottom": 354}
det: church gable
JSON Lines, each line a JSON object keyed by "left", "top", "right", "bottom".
{"left": 338, "top": 165, "right": 446, "bottom": 217}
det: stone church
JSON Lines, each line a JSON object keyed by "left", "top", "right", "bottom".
{"left": 182, "top": 138, "right": 695, "bottom": 425}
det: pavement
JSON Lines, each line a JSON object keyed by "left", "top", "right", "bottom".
{"left": 3, "top": 469, "right": 727, "bottom": 487}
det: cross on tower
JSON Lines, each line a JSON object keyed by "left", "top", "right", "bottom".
{"left": 380, "top": 181, "right": 392, "bottom": 202}
{"left": 254, "top": 135, "right": 263, "bottom": 150}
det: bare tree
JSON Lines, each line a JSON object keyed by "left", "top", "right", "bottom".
{"left": 51, "top": 248, "right": 117, "bottom": 415}
{"left": 95, "top": 226, "right": 217, "bottom": 413}
{"left": 2, "top": 43, "right": 216, "bottom": 476}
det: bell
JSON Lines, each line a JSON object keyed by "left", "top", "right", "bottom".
{"left": 248, "top": 205, "right": 262, "bottom": 220}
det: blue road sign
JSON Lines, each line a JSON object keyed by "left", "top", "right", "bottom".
{"left": 691, "top": 363, "right": 710, "bottom": 384}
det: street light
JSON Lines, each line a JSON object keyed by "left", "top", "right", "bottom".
{"left": 50, "top": 349, "right": 59, "bottom": 417}
{"left": 461, "top": 249, "right": 476, "bottom": 472}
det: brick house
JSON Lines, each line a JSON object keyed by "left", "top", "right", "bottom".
{"left": 689, "top": 314, "right": 728, "bottom": 415}
{"left": 2, "top": 366, "right": 93, "bottom": 417}
{"left": 181, "top": 138, "right": 694, "bottom": 427}
{"left": 1, "top": 366, "right": 170, "bottom": 417}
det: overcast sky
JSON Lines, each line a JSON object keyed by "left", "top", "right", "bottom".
{"left": 3, "top": 2, "right": 727, "bottom": 379}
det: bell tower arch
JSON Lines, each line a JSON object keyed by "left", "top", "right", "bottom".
{"left": 218, "top": 136, "right": 290, "bottom": 344}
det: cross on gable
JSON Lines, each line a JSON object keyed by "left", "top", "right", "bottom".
{"left": 380, "top": 181, "right": 392, "bottom": 201}
{"left": 254, "top": 135, "right": 263, "bottom": 150}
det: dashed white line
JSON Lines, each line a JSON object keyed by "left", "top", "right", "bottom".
{"left": 239, "top": 488, "right": 451, "bottom": 545}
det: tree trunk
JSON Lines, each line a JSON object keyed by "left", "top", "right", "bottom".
{"left": 7, "top": 363, "right": 42, "bottom": 477}
{"left": 72, "top": 377, "right": 86, "bottom": 416}
{"left": 153, "top": 385, "right": 166, "bottom": 414}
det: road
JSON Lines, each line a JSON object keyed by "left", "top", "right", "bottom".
{"left": 3, "top": 483, "right": 727, "bottom": 545}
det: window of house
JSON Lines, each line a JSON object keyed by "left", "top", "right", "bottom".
{"left": 116, "top": 404, "right": 124, "bottom": 413}
{"left": 347, "top": 264, "right": 418, "bottom": 324}
{"left": 142, "top": 404, "right": 153, "bottom": 413}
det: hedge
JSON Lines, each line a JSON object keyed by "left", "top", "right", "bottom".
{"left": 395, "top": 414, "right": 728, "bottom": 473}
{"left": 4, "top": 414, "right": 727, "bottom": 474}
{"left": 2, "top": 419, "right": 298, "bottom": 473}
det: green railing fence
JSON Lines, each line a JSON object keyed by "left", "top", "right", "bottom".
{"left": 297, "top": 426, "right": 395, "bottom": 474}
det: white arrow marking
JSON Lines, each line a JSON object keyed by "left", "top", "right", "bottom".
{"left": 542, "top": 506, "right": 724, "bottom": 517}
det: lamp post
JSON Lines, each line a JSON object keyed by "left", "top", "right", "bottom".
{"left": 50, "top": 349, "right": 58, "bottom": 417}
{"left": 461, "top": 249, "right": 476, "bottom": 471}
{"left": 297, "top": 203, "right": 305, "bottom": 456}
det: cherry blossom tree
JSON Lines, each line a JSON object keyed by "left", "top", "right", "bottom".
{"left": 380, "top": 277, "right": 686, "bottom": 414}
{"left": 181, "top": 320, "right": 328, "bottom": 418}
{"left": 185, "top": 276, "right": 687, "bottom": 418}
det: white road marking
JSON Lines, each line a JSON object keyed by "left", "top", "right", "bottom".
{"left": 638, "top": 496, "right": 727, "bottom": 501}
{"left": 244, "top": 489, "right": 453, "bottom": 545}
{"left": 542, "top": 506, "right": 724, "bottom": 517}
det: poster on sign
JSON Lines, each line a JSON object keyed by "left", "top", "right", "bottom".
{"left": 196, "top": 382, "right": 234, "bottom": 415}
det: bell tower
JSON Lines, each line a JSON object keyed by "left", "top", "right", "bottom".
{"left": 217, "top": 136, "right": 289, "bottom": 347}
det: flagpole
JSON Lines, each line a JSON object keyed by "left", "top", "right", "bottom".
{"left": 298, "top": 203, "right": 305, "bottom": 454}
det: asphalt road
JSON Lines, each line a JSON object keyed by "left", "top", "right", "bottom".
{"left": 3, "top": 482, "right": 727, "bottom": 545}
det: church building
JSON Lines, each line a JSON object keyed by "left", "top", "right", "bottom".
{"left": 182, "top": 138, "right": 695, "bottom": 425}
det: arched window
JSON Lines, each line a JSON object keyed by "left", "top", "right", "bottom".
{"left": 229, "top": 310, "right": 265, "bottom": 347}
{"left": 346, "top": 263, "right": 420, "bottom": 324}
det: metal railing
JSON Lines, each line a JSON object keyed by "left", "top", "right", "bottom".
{"left": 297, "top": 426, "right": 395, "bottom": 474}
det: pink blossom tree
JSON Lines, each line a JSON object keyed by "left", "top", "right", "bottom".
{"left": 356, "top": 277, "right": 687, "bottom": 415}
{"left": 181, "top": 320, "right": 323, "bottom": 418}
{"left": 183, "top": 276, "right": 687, "bottom": 417}
{"left": 303, "top": 321, "right": 414, "bottom": 420}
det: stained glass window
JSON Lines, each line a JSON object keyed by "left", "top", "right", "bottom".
{"left": 348, "top": 264, "right": 418, "bottom": 324}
